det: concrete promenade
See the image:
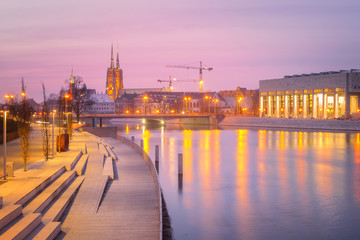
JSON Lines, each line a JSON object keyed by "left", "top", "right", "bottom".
{"left": 219, "top": 116, "right": 360, "bottom": 131}
{"left": 0, "top": 126, "right": 161, "bottom": 239}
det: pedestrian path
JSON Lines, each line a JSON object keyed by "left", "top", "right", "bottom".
{"left": 0, "top": 129, "right": 161, "bottom": 239}
{"left": 61, "top": 135, "right": 161, "bottom": 239}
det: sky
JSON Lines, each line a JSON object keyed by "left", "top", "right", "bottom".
{"left": 1, "top": 0, "right": 360, "bottom": 102}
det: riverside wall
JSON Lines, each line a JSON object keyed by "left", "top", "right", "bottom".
{"left": 219, "top": 117, "right": 360, "bottom": 131}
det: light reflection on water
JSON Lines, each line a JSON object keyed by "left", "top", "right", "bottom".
{"left": 114, "top": 122, "right": 360, "bottom": 240}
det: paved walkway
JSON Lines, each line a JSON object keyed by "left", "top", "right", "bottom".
{"left": 0, "top": 128, "right": 161, "bottom": 239}
{"left": 61, "top": 135, "right": 160, "bottom": 239}
{"left": 0, "top": 128, "right": 88, "bottom": 199}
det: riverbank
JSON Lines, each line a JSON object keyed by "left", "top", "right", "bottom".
{"left": 219, "top": 116, "right": 360, "bottom": 131}
{"left": 0, "top": 127, "right": 163, "bottom": 239}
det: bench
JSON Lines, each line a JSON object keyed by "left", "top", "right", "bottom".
{"left": 66, "top": 151, "right": 83, "bottom": 171}
{"left": 0, "top": 213, "right": 41, "bottom": 240}
{"left": 74, "top": 154, "right": 89, "bottom": 176}
{"left": 42, "top": 176, "right": 85, "bottom": 223}
{"left": 33, "top": 222, "right": 61, "bottom": 240}
{"left": 0, "top": 204, "right": 22, "bottom": 230}
{"left": 24, "top": 171, "right": 77, "bottom": 214}
{"left": 103, "top": 157, "right": 114, "bottom": 180}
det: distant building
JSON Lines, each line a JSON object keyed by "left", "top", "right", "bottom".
{"left": 259, "top": 69, "right": 360, "bottom": 119}
{"left": 85, "top": 94, "right": 115, "bottom": 114}
{"left": 106, "top": 44, "right": 123, "bottom": 100}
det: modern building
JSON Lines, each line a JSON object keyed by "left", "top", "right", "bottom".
{"left": 259, "top": 69, "right": 360, "bottom": 119}
{"left": 106, "top": 44, "right": 123, "bottom": 100}
{"left": 85, "top": 94, "right": 115, "bottom": 114}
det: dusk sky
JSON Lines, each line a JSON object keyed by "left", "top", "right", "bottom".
{"left": 1, "top": 0, "right": 360, "bottom": 102}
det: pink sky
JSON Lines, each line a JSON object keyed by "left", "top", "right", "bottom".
{"left": 1, "top": 0, "right": 360, "bottom": 102}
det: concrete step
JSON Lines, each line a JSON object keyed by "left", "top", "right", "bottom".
{"left": 99, "top": 143, "right": 110, "bottom": 157}
{"left": 3, "top": 166, "right": 65, "bottom": 207}
{"left": 0, "top": 213, "right": 41, "bottom": 240}
{"left": 65, "top": 151, "right": 83, "bottom": 171}
{"left": 103, "top": 157, "right": 114, "bottom": 180}
{"left": 23, "top": 171, "right": 77, "bottom": 214}
{"left": 42, "top": 176, "right": 85, "bottom": 223}
{"left": 0, "top": 204, "right": 22, "bottom": 230}
{"left": 33, "top": 222, "right": 61, "bottom": 240}
{"left": 74, "top": 154, "right": 89, "bottom": 176}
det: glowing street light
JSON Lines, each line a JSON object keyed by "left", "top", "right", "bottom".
{"left": 204, "top": 95, "right": 212, "bottom": 113}
{"left": 213, "top": 99, "right": 219, "bottom": 114}
{"left": 143, "top": 96, "right": 148, "bottom": 115}
{"left": 52, "top": 109, "right": 56, "bottom": 157}
{"left": 237, "top": 97, "right": 243, "bottom": 116}
{"left": 184, "top": 97, "right": 191, "bottom": 114}
{"left": 2, "top": 107, "right": 9, "bottom": 180}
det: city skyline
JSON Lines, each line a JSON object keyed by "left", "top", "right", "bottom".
{"left": 1, "top": 0, "right": 360, "bottom": 102}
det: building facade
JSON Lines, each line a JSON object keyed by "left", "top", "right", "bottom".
{"left": 259, "top": 69, "right": 360, "bottom": 119}
{"left": 85, "top": 94, "right": 115, "bottom": 114}
{"left": 106, "top": 44, "right": 123, "bottom": 100}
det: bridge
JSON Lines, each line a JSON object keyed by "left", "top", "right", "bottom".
{"left": 80, "top": 113, "right": 225, "bottom": 127}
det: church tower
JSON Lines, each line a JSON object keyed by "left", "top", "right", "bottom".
{"left": 106, "top": 44, "right": 124, "bottom": 100}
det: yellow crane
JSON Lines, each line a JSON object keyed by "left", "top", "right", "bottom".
{"left": 157, "top": 75, "right": 197, "bottom": 92}
{"left": 166, "top": 61, "right": 213, "bottom": 92}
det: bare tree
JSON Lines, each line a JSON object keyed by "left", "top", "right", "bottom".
{"left": 10, "top": 79, "right": 33, "bottom": 171}
{"left": 66, "top": 76, "right": 94, "bottom": 122}
{"left": 41, "top": 83, "right": 50, "bottom": 160}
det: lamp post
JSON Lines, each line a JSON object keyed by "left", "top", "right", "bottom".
{"left": 205, "top": 95, "right": 212, "bottom": 114}
{"left": 184, "top": 97, "right": 191, "bottom": 114}
{"left": 52, "top": 109, "right": 56, "bottom": 158}
{"left": 143, "top": 96, "right": 148, "bottom": 115}
{"left": 2, "top": 110, "right": 8, "bottom": 180}
{"left": 213, "top": 99, "right": 219, "bottom": 114}
{"left": 237, "top": 97, "right": 242, "bottom": 116}
{"left": 21, "top": 92, "right": 26, "bottom": 101}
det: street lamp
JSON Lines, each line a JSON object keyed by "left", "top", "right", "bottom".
{"left": 21, "top": 92, "right": 26, "bottom": 101}
{"left": 4, "top": 95, "right": 9, "bottom": 104}
{"left": 52, "top": 109, "right": 56, "bottom": 157}
{"left": 184, "top": 97, "right": 191, "bottom": 114}
{"left": 143, "top": 96, "right": 148, "bottom": 115}
{"left": 213, "top": 99, "right": 219, "bottom": 114}
{"left": 205, "top": 95, "right": 212, "bottom": 113}
{"left": 2, "top": 109, "right": 8, "bottom": 180}
{"left": 237, "top": 97, "right": 242, "bottom": 116}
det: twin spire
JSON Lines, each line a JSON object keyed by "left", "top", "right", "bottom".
{"left": 110, "top": 43, "right": 120, "bottom": 69}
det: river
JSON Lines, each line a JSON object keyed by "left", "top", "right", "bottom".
{"left": 111, "top": 119, "right": 360, "bottom": 240}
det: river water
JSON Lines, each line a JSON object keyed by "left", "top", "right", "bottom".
{"left": 112, "top": 120, "right": 360, "bottom": 240}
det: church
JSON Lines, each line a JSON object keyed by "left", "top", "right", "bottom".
{"left": 106, "top": 44, "right": 124, "bottom": 100}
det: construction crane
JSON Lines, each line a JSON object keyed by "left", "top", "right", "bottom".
{"left": 157, "top": 75, "right": 197, "bottom": 92}
{"left": 166, "top": 61, "right": 213, "bottom": 92}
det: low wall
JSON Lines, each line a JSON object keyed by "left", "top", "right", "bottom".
{"left": 81, "top": 127, "right": 117, "bottom": 138}
{"left": 219, "top": 117, "right": 360, "bottom": 131}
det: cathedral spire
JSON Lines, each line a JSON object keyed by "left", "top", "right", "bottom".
{"left": 110, "top": 43, "right": 114, "bottom": 69}
{"left": 70, "top": 65, "right": 74, "bottom": 84}
{"left": 116, "top": 45, "right": 120, "bottom": 69}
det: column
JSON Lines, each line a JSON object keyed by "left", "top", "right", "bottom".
{"left": 303, "top": 94, "right": 307, "bottom": 119}
{"left": 334, "top": 93, "right": 339, "bottom": 118}
{"left": 276, "top": 95, "right": 280, "bottom": 118}
{"left": 293, "top": 95, "right": 297, "bottom": 118}
{"left": 260, "top": 96, "right": 264, "bottom": 117}
{"left": 268, "top": 96, "right": 272, "bottom": 117}
{"left": 345, "top": 73, "right": 350, "bottom": 119}
{"left": 285, "top": 95, "right": 289, "bottom": 118}
{"left": 313, "top": 93, "right": 317, "bottom": 119}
